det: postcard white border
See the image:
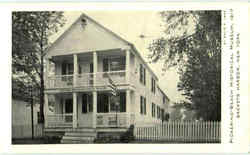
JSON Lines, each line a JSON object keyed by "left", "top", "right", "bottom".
{"left": 0, "top": 2, "right": 249, "bottom": 153}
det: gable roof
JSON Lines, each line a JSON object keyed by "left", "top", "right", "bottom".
{"left": 46, "top": 12, "right": 160, "bottom": 81}
{"left": 46, "top": 13, "right": 130, "bottom": 57}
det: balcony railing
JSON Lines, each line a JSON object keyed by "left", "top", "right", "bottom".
{"left": 46, "top": 71, "right": 130, "bottom": 89}
{"left": 47, "top": 75, "right": 73, "bottom": 89}
{"left": 46, "top": 114, "right": 73, "bottom": 128}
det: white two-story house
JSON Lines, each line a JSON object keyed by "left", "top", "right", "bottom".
{"left": 44, "top": 13, "right": 170, "bottom": 143}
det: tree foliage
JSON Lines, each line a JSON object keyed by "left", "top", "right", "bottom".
{"left": 148, "top": 11, "right": 221, "bottom": 121}
{"left": 12, "top": 12, "right": 65, "bottom": 123}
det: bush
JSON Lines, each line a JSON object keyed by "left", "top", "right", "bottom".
{"left": 120, "top": 125, "right": 135, "bottom": 143}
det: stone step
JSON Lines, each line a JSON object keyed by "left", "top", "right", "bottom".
{"left": 60, "top": 139, "right": 92, "bottom": 144}
{"left": 62, "top": 136, "right": 95, "bottom": 141}
{"left": 64, "top": 132, "right": 96, "bottom": 137}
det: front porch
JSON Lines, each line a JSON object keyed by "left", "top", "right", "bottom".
{"left": 44, "top": 91, "right": 135, "bottom": 129}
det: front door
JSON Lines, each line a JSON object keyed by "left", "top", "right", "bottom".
{"left": 65, "top": 99, "right": 73, "bottom": 122}
{"left": 78, "top": 93, "right": 93, "bottom": 127}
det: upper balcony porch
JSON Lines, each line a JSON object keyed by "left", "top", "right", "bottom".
{"left": 45, "top": 49, "right": 136, "bottom": 92}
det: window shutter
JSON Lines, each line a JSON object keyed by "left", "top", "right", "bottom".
{"left": 144, "top": 97, "right": 146, "bottom": 115}
{"left": 103, "top": 59, "right": 109, "bottom": 72}
{"left": 143, "top": 68, "right": 146, "bottom": 85}
{"left": 90, "top": 63, "right": 93, "bottom": 73}
{"left": 88, "top": 94, "right": 93, "bottom": 112}
{"left": 139, "top": 64, "right": 143, "bottom": 83}
{"left": 82, "top": 94, "right": 88, "bottom": 113}
{"left": 140, "top": 96, "right": 143, "bottom": 114}
{"left": 151, "top": 103, "right": 153, "bottom": 117}
{"left": 78, "top": 65, "right": 82, "bottom": 74}
{"left": 151, "top": 78, "right": 153, "bottom": 92}
{"left": 104, "top": 94, "right": 109, "bottom": 113}
{"left": 97, "top": 94, "right": 101, "bottom": 113}
{"left": 62, "top": 62, "right": 67, "bottom": 75}
{"left": 120, "top": 92, "right": 126, "bottom": 112}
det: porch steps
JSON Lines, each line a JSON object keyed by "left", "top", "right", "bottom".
{"left": 60, "top": 129, "right": 97, "bottom": 144}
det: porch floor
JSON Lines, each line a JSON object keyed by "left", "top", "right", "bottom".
{"left": 44, "top": 127, "right": 128, "bottom": 133}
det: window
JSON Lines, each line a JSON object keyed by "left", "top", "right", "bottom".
{"left": 62, "top": 62, "right": 73, "bottom": 75}
{"left": 152, "top": 103, "right": 155, "bottom": 117}
{"left": 103, "top": 57, "right": 125, "bottom": 72}
{"left": 151, "top": 78, "right": 156, "bottom": 93}
{"left": 97, "top": 92, "right": 126, "bottom": 113}
{"left": 119, "top": 92, "right": 126, "bottom": 112}
{"left": 97, "top": 94, "right": 109, "bottom": 113}
{"left": 157, "top": 106, "right": 161, "bottom": 119}
{"left": 109, "top": 92, "right": 126, "bottom": 112}
{"left": 61, "top": 63, "right": 73, "bottom": 84}
{"left": 140, "top": 96, "right": 146, "bottom": 115}
{"left": 161, "top": 109, "right": 165, "bottom": 120}
{"left": 140, "top": 64, "right": 146, "bottom": 85}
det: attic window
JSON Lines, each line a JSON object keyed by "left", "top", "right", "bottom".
{"left": 81, "top": 18, "right": 87, "bottom": 29}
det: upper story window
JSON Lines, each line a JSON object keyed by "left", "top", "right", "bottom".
{"left": 151, "top": 77, "right": 156, "bottom": 94}
{"left": 140, "top": 96, "right": 146, "bottom": 115}
{"left": 140, "top": 64, "right": 146, "bottom": 85}
{"left": 62, "top": 62, "right": 73, "bottom": 75}
{"left": 103, "top": 57, "right": 125, "bottom": 72}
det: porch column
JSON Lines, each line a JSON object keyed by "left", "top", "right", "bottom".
{"left": 93, "top": 51, "right": 97, "bottom": 86}
{"left": 73, "top": 54, "right": 78, "bottom": 87}
{"left": 44, "top": 93, "right": 49, "bottom": 128}
{"left": 73, "top": 92, "right": 78, "bottom": 128}
{"left": 126, "top": 90, "right": 131, "bottom": 128}
{"left": 126, "top": 49, "right": 130, "bottom": 84}
{"left": 92, "top": 91, "right": 97, "bottom": 128}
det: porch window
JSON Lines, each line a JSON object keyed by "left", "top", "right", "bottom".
{"left": 62, "top": 62, "right": 73, "bottom": 75}
{"left": 119, "top": 92, "right": 126, "bottom": 112}
{"left": 140, "top": 96, "right": 146, "bottom": 115}
{"left": 61, "top": 62, "right": 73, "bottom": 84}
{"left": 97, "top": 92, "right": 126, "bottom": 113}
{"left": 97, "top": 94, "right": 109, "bottom": 113}
{"left": 103, "top": 57, "right": 125, "bottom": 72}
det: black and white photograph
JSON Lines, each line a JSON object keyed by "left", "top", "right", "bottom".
{"left": 12, "top": 10, "right": 221, "bottom": 144}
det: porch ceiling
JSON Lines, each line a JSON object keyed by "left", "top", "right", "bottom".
{"left": 51, "top": 49, "right": 125, "bottom": 63}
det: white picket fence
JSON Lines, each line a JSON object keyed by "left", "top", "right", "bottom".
{"left": 134, "top": 121, "right": 221, "bottom": 143}
{"left": 12, "top": 124, "right": 44, "bottom": 139}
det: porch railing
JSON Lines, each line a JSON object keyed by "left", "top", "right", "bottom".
{"left": 46, "top": 114, "right": 73, "bottom": 128}
{"left": 96, "top": 113, "right": 128, "bottom": 128}
{"left": 46, "top": 71, "right": 130, "bottom": 89}
{"left": 95, "top": 71, "right": 126, "bottom": 86}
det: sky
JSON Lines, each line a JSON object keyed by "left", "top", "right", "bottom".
{"left": 50, "top": 11, "right": 185, "bottom": 103}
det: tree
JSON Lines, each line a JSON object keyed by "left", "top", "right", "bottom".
{"left": 148, "top": 11, "right": 221, "bottom": 121}
{"left": 169, "top": 103, "right": 183, "bottom": 121}
{"left": 12, "top": 12, "right": 65, "bottom": 123}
